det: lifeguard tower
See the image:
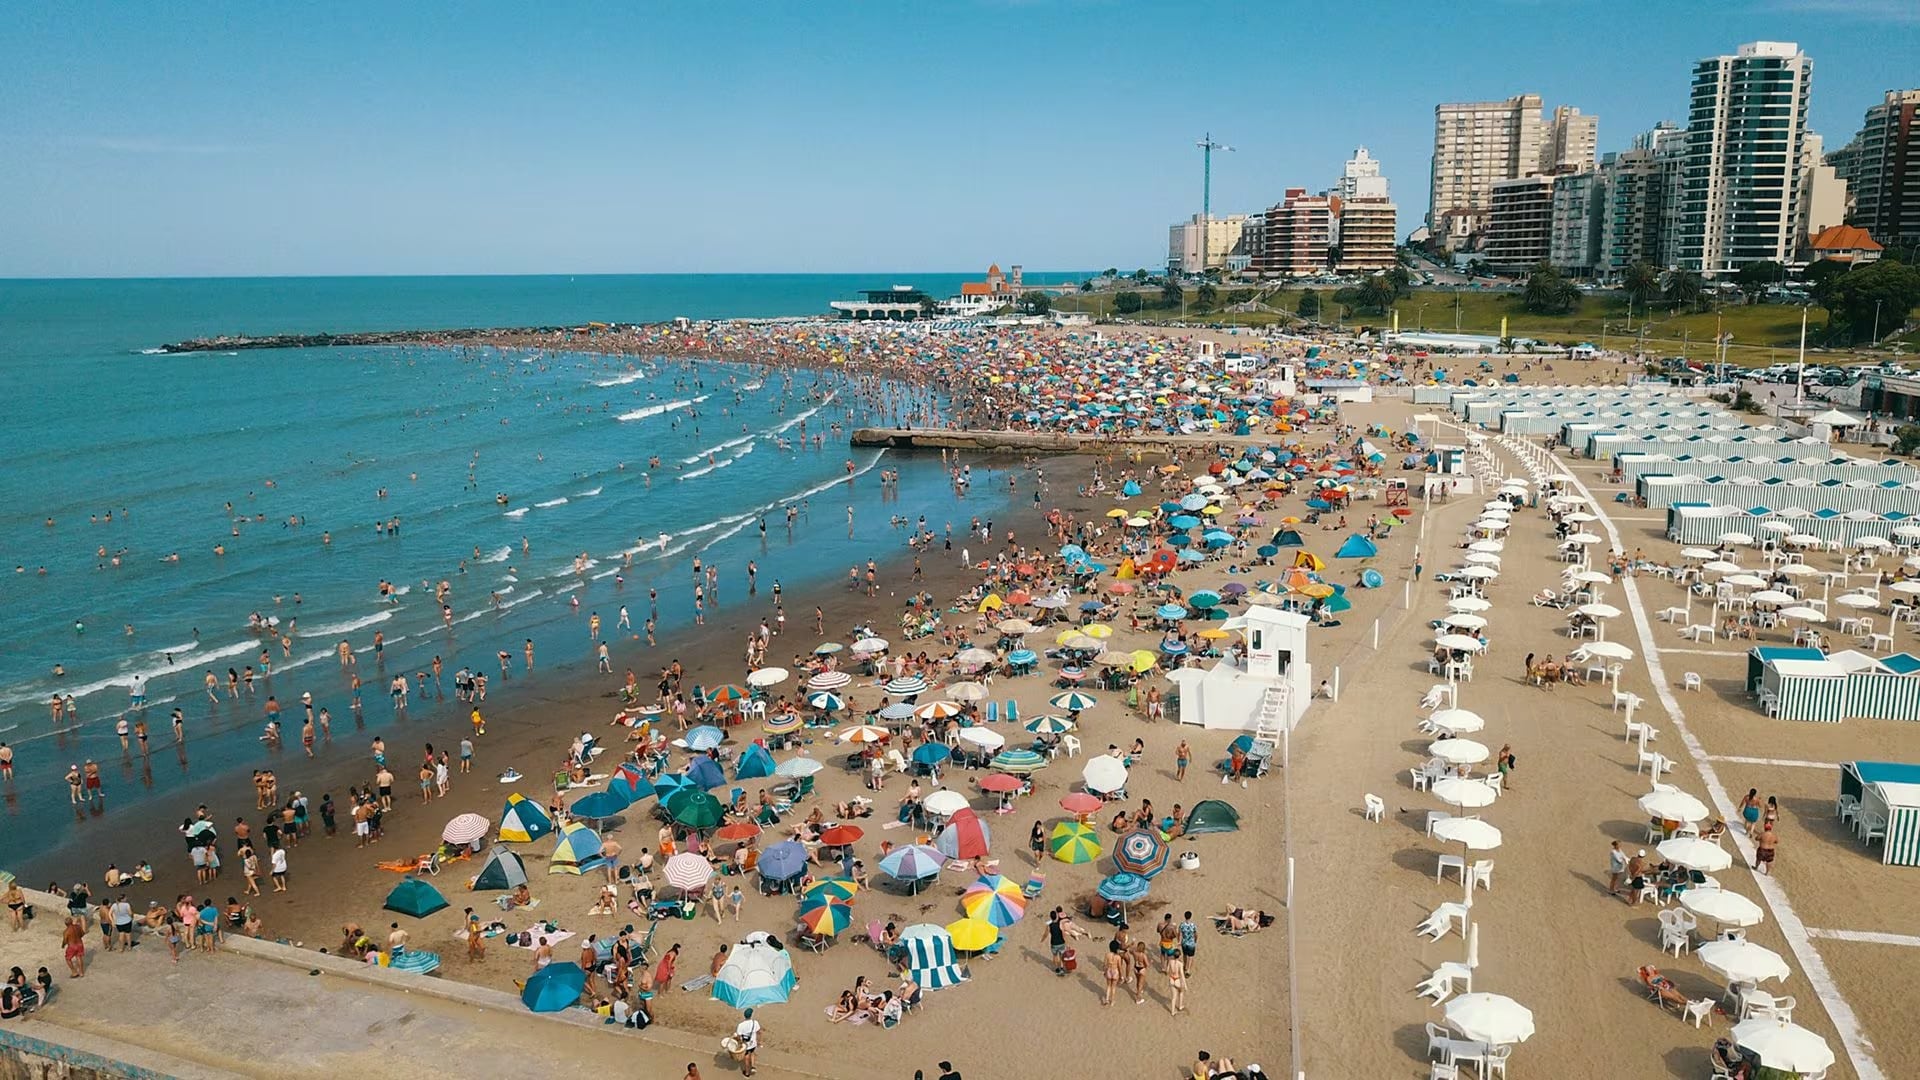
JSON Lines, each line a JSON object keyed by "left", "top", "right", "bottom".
{"left": 1165, "top": 605, "right": 1313, "bottom": 732}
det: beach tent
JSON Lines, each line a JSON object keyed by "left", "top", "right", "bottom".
{"left": 1840, "top": 762, "right": 1920, "bottom": 866}
{"left": 1273, "top": 529, "right": 1305, "bottom": 548}
{"left": 384, "top": 876, "right": 449, "bottom": 918}
{"left": 549, "top": 821, "right": 608, "bottom": 875}
{"left": 1184, "top": 800, "right": 1242, "bottom": 836}
{"left": 1335, "top": 534, "right": 1379, "bottom": 559}
{"left": 1115, "top": 558, "right": 1138, "bottom": 579}
{"left": 712, "top": 940, "right": 797, "bottom": 1009}
{"left": 734, "top": 743, "right": 777, "bottom": 781}
{"left": 497, "top": 793, "right": 553, "bottom": 844}
{"left": 1291, "top": 550, "right": 1325, "bottom": 572}
{"left": 470, "top": 846, "right": 529, "bottom": 892}
{"left": 902, "top": 925, "right": 968, "bottom": 989}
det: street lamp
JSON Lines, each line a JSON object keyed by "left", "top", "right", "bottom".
{"left": 1418, "top": 303, "right": 1428, "bottom": 331}
{"left": 1874, "top": 299, "right": 1883, "bottom": 346}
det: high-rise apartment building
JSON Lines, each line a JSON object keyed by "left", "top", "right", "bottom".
{"left": 1673, "top": 41, "right": 1815, "bottom": 275}
{"left": 1167, "top": 214, "right": 1258, "bottom": 275}
{"left": 1843, "top": 89, "right": 1920, "bottom": 248}
{"left": 1260, "top": 189, "right": 1335, "bottom": 276}
{"left": 1336, "top": 199, "right": 1399, "bottom": 273}
{"left": 1548, "top": 172, "right": 1605, "bottom": 277}
{"left": 1337, "top": 146, "right": 1391, "bottom": 202}
{"left": 1486, "top": 176, "right": 1555, "bottom": 271}
{"left": 1428, "top": 94, "right": 1544, "bottom": 250}
{"left": 1540, "top": 105, "right": 1599, "bottom": 175}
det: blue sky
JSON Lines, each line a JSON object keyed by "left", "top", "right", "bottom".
{"left": 2, "top": 1, "right": 1917, "bottom": 277}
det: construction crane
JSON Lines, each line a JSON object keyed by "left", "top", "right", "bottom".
{"left": 1195, "top": 133, "right": 1234, "bottom": 275}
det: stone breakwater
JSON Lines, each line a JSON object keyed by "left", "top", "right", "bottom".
{"left": 156, "top": 326, "right": 562, "bottom": 352}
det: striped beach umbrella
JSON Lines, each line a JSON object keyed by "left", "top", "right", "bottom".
{"left": 1049, "top": 691, "right": 1099, "bottom": 712}
{"left": 685, "top": 725, "right": 725, "bottom": 751}
{"left": 1098, "top": 871, "right": 1151, "bottom": 905}
{"left": 913, "top": 700, "right": 964, "bottom": 722}
{"left": 837, "top": 725, "right": 889, "bottom": 744}
{"left": 1049, "top": 821, "right": 1101, "bottom": 864}
{"left": 990, "top": 748, "right": 1048, "bottom": 774}
{"left": 884, "top": 675, "right": 928, "bottom": 696}
{"left": 762, "top": 712, "right": 802, "bottom": 735}
{"left": 1024, "top": 715, "right": 1075, "bottom": 735}
{"left": 704, "top": 684, "right": 748, "bottom": 705}
{"left": 1114, "top": 829, "right": 1170, "bottom": 877}
{"left": 806, "top": 670, "right": 851, "bottom": 691}
{"left": 804, "top": 691, "right": 844, "bottom": 712}
{"left": 796, "top": 900, "right": 853, "bottom": 936}
{"left": 663, "top": 851, "right": 714, "bottom": 895}
{"left": 879, "top": 844, "right": 945, "bottom": 889}
{"left": 960, "top": 884, "right": 1025, "bottom": 927}
{"left": 802, "top": 878, "right": 859, "bottom": 903}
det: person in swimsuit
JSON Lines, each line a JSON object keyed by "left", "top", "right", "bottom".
{"left": 1738, "top": 789, "right": 1762, "bottom": 838}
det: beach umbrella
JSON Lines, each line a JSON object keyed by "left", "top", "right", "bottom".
{"left": 1434, "top": 634, "right": 1484, "bottom": 653}
{"left": 922, "top": 789, "right": 970, "bottom": 817}
{"left": 1025, "top": 714, "right": 1075, "bottom": 735}
{"left": 838, "top": 725, "right": 889, "bottom": 744}
{"left": 665, "top": 789, "right": 726, "bottom": 830}
{"left": 877, "top": 702, "right": 917, "bottom": 722}
{"left": 1114, "top": 829, "right": 1170, "bottom": 877}
{"left": 1698, "top": 939, "right": 1792, "bottom": 985}
{"left": 1732, "top": 1019, "right": 1834, "bottom": 1075}
{"left": 1680, "top": 888, "right": 1765, "bottom": 928}
{"left": 1428, "top": 738, "right": 1490, "bottom": 765}
{"left": 1468, "top": 540, "right": 1504, "bottom": 553}
{"left": 813, "top": 642, "right": 844, "bottom": 655}
{"left": 705, "top": 684, "right": 748, "bottom": 705}
{"left": 817, "top": 824, "right": 864, "bottom": 847}
{"left": 1189, "top": 590, "right": 1223, "bottom": 609}
{"left": 1431, "top": 777, "right": 1498, "bottom": 809}
{"left": 1050, "top": 691, "right": 1099, "bottom": 712}
{"left": 1571, "top": 570, "right": 1613, "bottom": 585}
{"left": 1156, "top": 603, "right": 1190, "bottom": 620}
{"left": 1639, "top": 789, "right": 1709, "bottom": 823}
{"left": 914, "top": 701, "right": 964, "bottom": 721}
{"left": 796, "top": 899, "right": 854, "bottom": 937}
{"left": 1082, "top": 756, "right": 1129, "bottom": 794}
{"left": 945, "top": 916, "right": 1001, "bottom": 953}
{"left": 996, "top": 618, "right": 1035, "bottom": 635}
{"left": 802, "top": 878, "right": 859, "bottom": 903}
{"left": 1447, "top": 596, "right": 1492, "bottom": 612}
{"left": 1465, "top": 552, "right": 1501, "bottom": 566}
{"left": 979, "top": 773, "right": 1023, "bottom": 794}
{"left": 569, "top": 790, "right": 632, "bottom": 820}
{"left": 774, "top": 756, "right": 823, "bottom": 778}
{"left": 712, "top": 941, "right": 796, "bottom": 1009}
{"left": 1443, "top": 993, "right": 1535, "bottom": 1045}
{"left": 912, "top": 742, "right": 953, "bottom": 768}
{"left": 961, "top": 876, "right": 1026, "bottom": 926}
{"left": 757, "top": 840, "right": 810, "bottom": 882}
{"left": 1747, "top": 590, "right": 1794, "bottom": 606}
{"left": 1049, "top": 821, "right": 1102, "bottom": 864}
{"left": 1718, "top": 532, "right": 1755, "bottom": 546}
{"left": 1097, "top": 872, "right": 1151, "bottom": 919}
{"left": 991, "top": 748, "right": 1048, "bottom": 774}
{"left": 805, "top": 691, "right": 844, "bottom": 712}
{"left": 747, "top": 667, "right": 789, "bottom": 688}
{"left": 880, "top": 844, "right": 946, "bottom": 889}
{"left": 663, "top": 851, "right": 715, "bottom": 895}
{"left": 1702, "top": 560, "right": 1743, "bottom": 574}
{"left": 852, "top": 637, "right": 890, "bottom": 655}
{"left": 686, "top": 756, "right": 728, "bottom": 791}
{"left": 1834, "top": 593, "right": 1879, "bottom": 610}
{"left": 1432, "top": 817, "right": 1502, "bottom": 851}
{"left": 936, "top": 810, "right": 991, "bottom": 859}
{"left": 685, "top": 725, "right": 726, "bottom": 751}
{"left": 946, "top": 680, "right": 990, "bottom": 702}
{"left": 1427, "top": 709, "right": 1485, "bottom": 734}
{"left": 1061, "top": 633, "right": 1104, "bottom": 652}
{"left": 958, "top": 727, "right": 1005, "bottom": 752}
{"left": 885, "top": 675, "right": 929, "bottom": 697}
{"left": 441, "top": 813, "right": 490, "bottom": 847}
{"left": 1440, "top": 613, "right": 1489, "bottom": 630}
{"left": 1129, "top": 650, "right": 1158, "bottom": 673}
{"left": 806, "top": 670, "right": 851, "bottom": 691}
{"left": 1007, "top": 648, "right": 1039, "bottom": 668}
{"left": 652, "top": 772, "right": 693, "bottom": 802}
{"left": 715, "top": 822, "right": 761, "bottom": 843}
{"left": 521, "top": 961, "right": 587, "bottom": 1013}
{"left": 1457, "top": 566, "right": 1498, "bottom": 580}
{"left": 1576, "top": 603, "right": 1621, "bottom": 619}
{"left": 1579, "top": 640, "right": 1634, "bottom": 660}
{"left": 1656, "top": 837, "right": 1733, "bottom": 872}
{"left": 1780, "top": 606, "right": 1825, "bottom": 623}
{"left": 1059, "top": 792, "right": 1103, "bottom": 816}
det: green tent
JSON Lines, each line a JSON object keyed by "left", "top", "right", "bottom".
{"left": 470, "top": 846, "right": 529, "bottom": 892}
{"left": 384, "top": 876, "right": 449, "bottom": 918}
{"left": 1184, "top": 800, "right": 1241, "bottom": 836}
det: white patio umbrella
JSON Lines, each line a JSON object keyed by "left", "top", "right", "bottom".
{"left": 1432, "top": 777, "right": 1497, "bottom": 809}
{"left": 1465, "top": 552, "right": 1502, "bottom": 566}
{"left": 1576, "top": 603, "right": 1621, "bottom": 619}
{"left": 1748, "top": 590, "right": 1794, "bottom": 606}
{"left": 1443, "top": 993, "right": 1535, "bottom": 1045}
{"left": 1427, "top": 708, "right": 1486, "bottom": 734}
{"left": 1565, "top": 532, "right": 1602, "bottom": 545}
{"left": 1457, "top": 566, "right": 1499, "bottom": 580}
{"left": 1834, "top": 593, "right": 1879, "bottom": 610}
{"left": 851, "top": 637, "right": 890, "bottom": 654}
{"left": 1731, "top": 1019, "right": 1835, "bottom": 1075}
{"left": 1447, "top": 596, "right": 1493, "bottom": 612}
{"left": 1857, "top": 536, "right": 1893, "bottom": 550}
{"left": 1718, "top": 532, "right": 1755, "bottom": 546}
{"left": 1723, "top": 574, "right": 1767, "bottom": 588}
{"left": 1638, "top": 789, "right": 1709, "bottom": 823}
{"left": 1698, "top": 939, "right": 1792, "bottom": 985}
{"left": 1784, "top": 533, "right": 1821, "bottom": 547}
{"left": 1429, "top": 738, "right": 1490, "bottom": 765}
{"left": 944, "top": 680, "right": 990, "bottom": 701}
{"left": 746, "top": 667, "right": 790, "bottom": 688}
{"left": 921, "top": 789, "right": 970, "bottom": 817}
{"left": 1759, "top": 521, "right": 1795, "bottom": 535}
{"left": 1703, "top": 560, "right": 1744, "bottom": 575}
{"left": 1680, "top": 547, "right": 1718, "bottom": 560}
{"left": 1081, "top": 756, "right": 1129, "bottom": 794}
{"left": 1473, "top": 520, "right": 1509, "bottom": 532}
{"left": 1891, "top": 580, "right": 1920, "bottom": 597}
{"left": 1680, "top": 888, "right": 1765, "bottom": 929}
{"left": 1432, "top": 815, "right": 1502, "bottom": 902}
{"left": 1571, "top": 570, "right": 1614, "bottom": 585}
{"left": 1434, "top": 634, "right": 1484, "bottom": 652}
{"left": 1563, "top": 512, "right": 1597, "bottom": 524}
{"left": 957, "top": 727, "right": 1005, "bottom": 751}
{"left": 994, "top": 618, "right": 1034, "bottom": 635}
{"left": 1656, "top": 836, "right": 1734, "bottom": 872}
{"left": 806, "top": 670, "right": 852, "bottom": 691}
{"left": 1441, "top": 613, "right": 1489, "bottom": 631}
{"left": 953, "top": 648, "right": 997, "bottom": 667}
{"left": 1481, "top": 500, "right": 1511, "bottom": 511}
{"left": 1468, "top": 540, "right": 1505, "bottom": 553}
{"left": 1780, "top": 606, "right": 1825, "bottom": 623}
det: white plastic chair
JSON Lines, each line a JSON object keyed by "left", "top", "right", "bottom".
{"left": 1683, "top": 998, "right": 1715, "bottom": 1028}
{"left": 1410, "top": 767, "right": 1430, "bottom": 792}
{"left": 1740, "top": 989, "right": 1781, "bottom": 1021}
{"left": 1468, "top": 859, "right": 1494, "bottom": 893}
{"left": 1416, "top": 902, "right": 1468, "bottom": 941}
{"left": 1363, "top": 794, "right": 1385, "bottom": 822}
{"left": 1837, "top": 793, "right": 1860, "bottom": 826}
{"left": 1661, "top": 924, "right": 1691, "bottom": 957}
{"left": 1682, "top": 671, "right": 1703, "bottom": 691}
{"left": 1435, "top": 853, "right": 1466, "bottom": 883}
{"left": 1414, "top": 961, "right": 1472, "bottom": 1004}
{"left": 1480, "top": 1044, "right": 1510, "bottom": 1080}
{"left": 1584, "top": 659, "right": 1608, "bottom": 682}
{"left": 1424, "top": 1022, "right": 1451, "bottom": 1061}
{"left": 1612, "top": 690, "right": 1641, "bottom": 712}
{"left": 1428, "top": 1062, "right": 1460, "bottom": 1080}
{"left": 1058, "top": 734, "right": 1081, "bottom": 758}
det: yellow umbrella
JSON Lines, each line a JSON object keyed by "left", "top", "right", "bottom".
{"left": 1198, "top": 628, "right": 1230, "bottom": 640}
{"left": 1048, "top": 822, "right": 1102, "bottom": 864}
{"left": 1055, "top": 627, "right": 1086, "bottom": 646}
{"left": 1080, "top": 624, "right": 1113, "bottom": 639}
{"left": 978, "top": 594, "right": 1004, "bottom": 613}
{"left": 946, "top": 916, "right": 1001, "bottom": 951}
{"left": 1128, "top": 649, "right": 1158, "bottom": 673}
{"left": 1296, "top": 583, "right": 1335, "bottom": 599}
{"left": 1200, "top": 505, "right": 1223, "bottom": 516}
{"left": 1105, "top": 508, "right": 1129, "bottom": 519}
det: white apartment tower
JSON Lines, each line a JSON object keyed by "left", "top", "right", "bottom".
{"left": 1541, "top": 105, "right": 1599, "bottom": 174}
{"left": 1674, "top": 41, "right": 1815, "bottom": 275}
{"left": 1429, "top": 94, "right": 1544, "bottom": 250}
{"left": 1337, "top": 146, "right": 1391, "bottom": 201}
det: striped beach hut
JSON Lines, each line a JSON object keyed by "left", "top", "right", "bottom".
{"left": 1747, "top": 647, "right": 1823, "bottom": 696}
{"left": 1758, "top": 657, "right": 1850, "bottom": 722}
{"left": 1840, "top": 762, "right": 1920, "bottom": 867}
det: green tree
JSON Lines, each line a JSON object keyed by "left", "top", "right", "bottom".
{"left": 1132, "top": 269, "right": 1149, "bottom": 283}
{"left": 1354, "top": 275, "right": 1395, "bottom": 314}
{"left": 1159, "top": 281, "right": 1185, "bottom": 308}
{"left": 1297, "top": 290, "right": 1322, "bottom": 319}
{"left": 1079, "top": 280, "right": 1093, "bottom": 292}
{"left": 1019, "top": 290, "right": 1052, "bottom": 316}
{"left": 1662, "top": 268, "right": 1704, "bottom": 312}
{"left": 1113, "top": 291, "right": 1144, "bottom": 314}
{"left": 1195, "top": 283, "right": 1219, "bottom": 309}
{"left": 1103, "top": 267, "right": 1119, "bottom": 279}
{"left": 1803, "top": 259, "right": 1851, "bottom": 309}
{"left": 1895, "top": 424, "right": 1920, "bottom": 457}
{"left": 1734, "top": 261, "right": 1783, "bottom": 305}
{"left": 1385, "top": 264, "right": 1413, "bottom": 298}
{"left": 1464, "top": 258, "right": 1490, "bottom": 280}
{"left": 1622, "top": 261, "right": 1661, "bottom": 308}
{"left": 1227, "top": 288, "right": 1254, "bottom": 305}
{"left": 1522, "top": 263, "right": 1581, "bottom": 315}
{"left": 1825, "top": 261, "right": 1920, "bottom": 344}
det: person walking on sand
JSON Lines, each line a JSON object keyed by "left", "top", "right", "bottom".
{"left": 1752, "top": 823, "right": 1779, "bottom": 875}
{"left": 734, "top": 1007, "right": 761, "bottom": 1077}
{"left": 62, "top": 917, "right": 86, "bottom": 977}
{"left": 1606, "top": 840, "right": 1628, "bottom": 896}
{"left": 1738, "top": 788, "right": 1762, "bottom": 838}
{"left": 1174, "top": 739, "right": 1190, "bottom": 782}
{"left": 1166, "top": 950, "right": 1189, "bottom": 1015}
{"left": 1101, "top": 940, "right": 1124, "bottom": 1006}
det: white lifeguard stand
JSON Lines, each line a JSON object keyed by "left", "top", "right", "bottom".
{"left": 1165, "top": 605, "right": 1313, "bottom": 731}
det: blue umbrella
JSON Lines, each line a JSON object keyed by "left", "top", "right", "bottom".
{"left": 1169, "top": 515, "right": 1201, "bottom": 530}
{"left": 521, "top": 961, "right": 587, "bottom": 1012}
{"left": 1204, "top": 535, "right": 1232, "bottom": 549}
{"left": 880, "top": 844, "right": 946, "bottom": 884}
{"left": 607, "top": 772, "right": 656, "bottom": 804}
{"left": 1161, "top": 640, "right": 1189, "bottom": 655}
{"left": 1098, "top": 872, "right": 1151, "bottom": 904}
{"left": 1059, "top": 544, "right": 1087, "bottom": 561}
{"left": 758, "top": 840, "right": 809, "bottom": 881}
{"left": 569, "top": 790, "right": 631, "bottom": 820}
{"left": 1179, "top": 495, "right": 1208, "bottom": 511}
{"left": 878, "top": 702, "right": 917, "bottom": 721}
{"left": 912, "top": 742, "right": 952, "bottom": 766}
{"left": 1257, "top": 545, "right": 1280, "bottom": 558}
{"left": 653, "top": 772, "right": 693, "bottom": 801}
{"left": 1189, "top": 590, "right": 1222, "bottom": 609}
{"left": 1080, "top": 601, "right": 1105, "bottom": 613}
{"left": 686, "top": 726, "right": 725, "bottom": 752}
{"left": 1177, "top": 550, "right": 1206, "bottom": 563}
{"left": 1007, "top": 649, "right": 1038, "bottom": 666}
{"left": 686, "top": 756, "right": 728, "bottom": 791}
{"left": 1156, "top": 603, "right": 1189, "bottom": 620}
{"left": 1166, "top": 534, "right": 1191, "bottom": 548}
{"left": 1159, "top": 501, "right": 1182, "bottom": 514}
{"left": 1121, "top": 481, "right": 1142, "bottom": 496}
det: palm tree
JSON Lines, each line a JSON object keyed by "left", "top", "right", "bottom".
{"left": 1622, "top": 262, "right": 1661, "bottom": 308}
{"left": 1662, "top": 269, "right": 1704, "bottom": 312}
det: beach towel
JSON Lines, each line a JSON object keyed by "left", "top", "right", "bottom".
{"left": 678, "top": 974, "right": 715, "bottom": 993}
{"left": 564, "top": 775, "right": 610, "bottom": 791}
{"left": 508, "top": 927, "right": 575, "bottom": 949}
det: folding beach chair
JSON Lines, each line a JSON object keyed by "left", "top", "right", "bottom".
{"left": 1004, "top": 699, "right": 1018, "bottom": 725}
{"left": 985, "top": 702, "right": 998, "bottom": 724}
{"left": 1021, "top": 871, "right": 1046, "bottom": 899}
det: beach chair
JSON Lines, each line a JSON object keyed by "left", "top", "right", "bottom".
{"left": 1004, "top": 699, "right": 1018, "bottom": 725}
{"left": 985, "top": 702, "right": 998, "bottom": 724}
{"left": 1021, "top": 871, "right": 1046, "bottom": 899}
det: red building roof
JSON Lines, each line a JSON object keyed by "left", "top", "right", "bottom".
{"left": 1809, "top": 225, "right": 1883, "bottom": 253}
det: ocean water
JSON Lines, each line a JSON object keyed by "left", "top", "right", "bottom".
{"left": 0, "top": 275, "right": 1047, "bottom": 861}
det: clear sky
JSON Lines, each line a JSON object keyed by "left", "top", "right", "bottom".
{"left": 2, "top": 1, "right": 1917, "bottom": 277}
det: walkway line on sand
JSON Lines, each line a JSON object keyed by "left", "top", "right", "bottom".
{"left": 1655, "top": 648, "right": 1745, "bottom": 657}
{"left": 1804, "top": 927, "right": 1920, "bottom": 948}
{"left": 1539, "top": 445, "right": 1886, "bottom": 1080}
{"left": 1703, "top": 755, "right": 1841, "bottom": 770}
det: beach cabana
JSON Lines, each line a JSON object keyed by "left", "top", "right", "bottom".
{"left": 1758, "top": 657, "right": 1849, "bottom": 722}
{"left": 470, "top": 846, "right": 529, "bottom": 892}
{"left": 1840, "top": 762, "right": 1920, "bottom": 866}
{"left": 902, "top": 925, "right": 968, "bottom": 989}
{"left": 384, "top": 876, "right": 449, "bottom": 918}
{"left": 498, "top": 793, "right": 553, "bottom": 843}
{"left": 1746, "top": 647, "right": 1823, "bottom": 695}
{"left": 549, "top": 821, "right": 608, "bottom": 875}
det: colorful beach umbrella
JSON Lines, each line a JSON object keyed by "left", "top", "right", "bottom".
{"left": 990, "top": 748, "right": 1048, "bottom": 774}
{"left": 1114, "top": 829, "right": 1170, "bottom": 877}
{"left": 805, "top": 691, "right": 845, "bottom": 712}
{"left": 806, "top": 670, "right": 851, "bottom": 691}
{"left": 685, "top": 725, "right": 725, "bottom": 751}
{"left": 944, "top": 916, "right": 1001, "bottom": 953}
{"left": 837, "top": 725, "right": 889, "bottom": 744}
{"left": 665, "top": 789, "right": 725, "bottom": 830}
{"left": 704, "top": 684, "right": 747, "bottom": 705}
{"left": 913, "top": 700, "right": 963, "bottom": 721}
{"left": 1049, "top": 691, "right": 1099, "bottom": 712}
{"left": 1049, "top": 821, "right": 1102, "bottom": 864}
{"left": 880, "top": 844, "right": 946, "bottom": 888}
{"left": 960, "top": 883, "right": 1025, "bottom": 927}
{"left": 1024, "top": 714, "right": 1074, "bottom": 734}
{"left": 796, "top": 899, "right": 853, "bottom": 936}
{"left": 802, "top": 878, "right": 860, "bottom": 903}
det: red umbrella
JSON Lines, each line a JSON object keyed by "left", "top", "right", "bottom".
{"left": 979, "top": 773, "right": 1023, "bottom": 793}
{"left": 1391, "top": 508, "right": 1414, "bottom": 518}
{"left": 817, "top": 824, "right": 864, "bottom": 847}
{"left": 715, "top": 822, "right": 761, "bottom": 842}
{"left": 1059, "top": 792, "right": 1103, "bottom": 815}
{"left": 1007, "top": 590, "right": 1033, "bottom": 605}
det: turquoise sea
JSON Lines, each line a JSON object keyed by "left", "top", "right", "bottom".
{"left": 0, "top": 274, "right": 1066, "bottom": 862}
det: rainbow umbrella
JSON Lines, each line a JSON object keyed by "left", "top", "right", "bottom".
{"left": 762, "top": 713, "right": 802, "bottom": 735}
{"left": 801, "top": 878, "right": 860, "bottom": 903}
{"left": 960, "top": 885, "right": 1026, "bottom": 927}
{"left": 1114, "top": 829, "right": 1170, "bottom": 877}
{"left": 796, "top": 899, "right": 853, "bottom": 936}
{"left": 1049, "top": 821, "right": 1102, "bottom": 864}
